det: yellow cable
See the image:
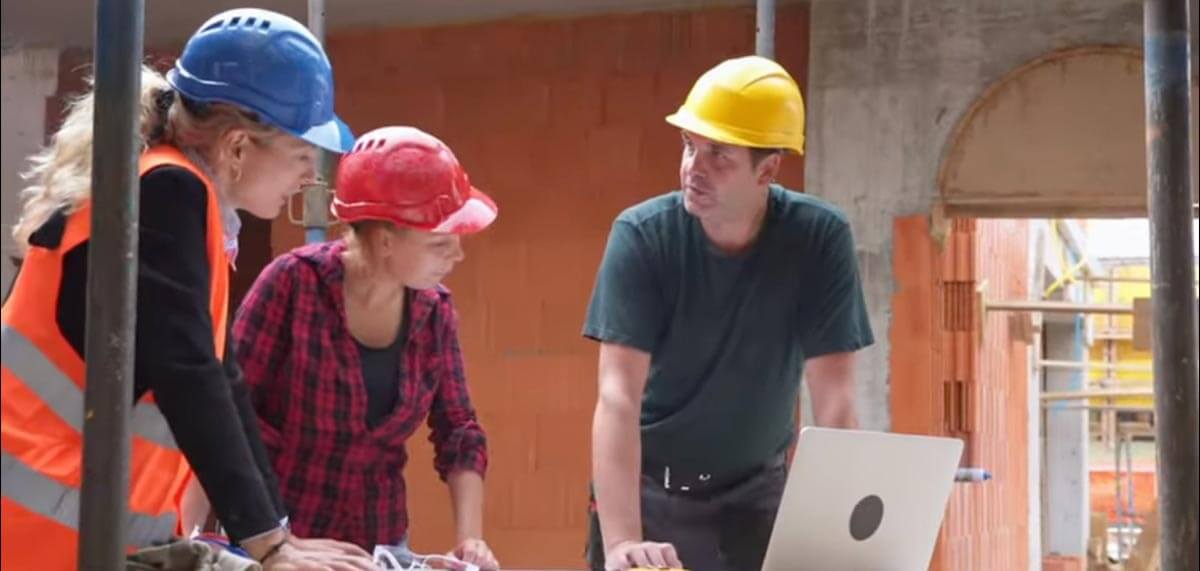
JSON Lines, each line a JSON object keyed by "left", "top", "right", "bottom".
{"left": 1044, "top": 259, "right": 1089, "bottom": 298}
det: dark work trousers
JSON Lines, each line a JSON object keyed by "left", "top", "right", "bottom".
{"left": 586, "top": 453, "right": 788, "bottom": 571}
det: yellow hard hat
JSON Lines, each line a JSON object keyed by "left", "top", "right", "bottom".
{"left": 666, "top": 55, "right": 806, "bottom": 155}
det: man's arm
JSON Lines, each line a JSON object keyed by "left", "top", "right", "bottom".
{"left": 593, "top": 342, "right": 651, "bottom": 551}
{"left": 799, "top": 216, "right": 873, "bottom": 431}
{"left": 805, "top": 351, "right": 859, "bottom": 428}
{"left": 593, "top": 343, "right": 681, "bottom": 569}
{"left": 583, "top": 218, "right": 680, "bottom": 569}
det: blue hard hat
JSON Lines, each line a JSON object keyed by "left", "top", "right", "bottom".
{"left": 167, "top": 8, "right": 354, "bottom": 153}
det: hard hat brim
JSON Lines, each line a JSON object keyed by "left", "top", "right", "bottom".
{"left": 298, "top": 117, "right": 356, "bottom": 154}
{"left": 432, "top": 188, "right": 498, "bottom": 235}
{"left": 167, "top": 67, "right": 356, "bottom": 154}
{"left": 665, "top": 109, "right": 804, "bottom": 155}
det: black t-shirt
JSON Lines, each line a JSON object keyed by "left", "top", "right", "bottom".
{"left": 354, "top": 307, "right": 408, "bottom": 428}
{"left": 583, "top": 185, "right": 874, "bottom": 482}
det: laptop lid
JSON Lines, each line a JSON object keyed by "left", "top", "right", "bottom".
{"left": 761, "top": 427, "right": 963, "bottom": 570}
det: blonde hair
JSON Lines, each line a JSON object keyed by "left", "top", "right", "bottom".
{"left": 12, "top": 65, "right": 280, "bottom": 252}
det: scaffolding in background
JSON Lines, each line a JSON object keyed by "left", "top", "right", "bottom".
{"left": 988, "top": 253, "right": 1183, "bottom": 566}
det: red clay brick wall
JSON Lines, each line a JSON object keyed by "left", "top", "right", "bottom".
{"left": 305, "top": 6, "right": 811, "bottom": 567}
{"left": 891, "top": 216, "right": 1030, "bottom": 571}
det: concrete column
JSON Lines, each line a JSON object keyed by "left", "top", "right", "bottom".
{"left": 1041, "top": 317, "right": 1090, "bottom": 557}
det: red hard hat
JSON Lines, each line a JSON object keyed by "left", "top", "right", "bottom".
{"left": 332, "top": 126, "right": 498, "bottom": 234}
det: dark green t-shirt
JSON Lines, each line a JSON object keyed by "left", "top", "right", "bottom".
{"left": 583, "top": 185, "right": 874, "bottom": 482}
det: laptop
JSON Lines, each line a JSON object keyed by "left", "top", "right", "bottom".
{"left": 760, "top": 427, "right": 964, "bottom": 571}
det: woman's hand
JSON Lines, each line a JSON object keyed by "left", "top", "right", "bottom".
{"left": 449, "top": 538, "right": 499, "bottom": 570}
{"left": 260, "top": 540, "right": 378, "bottom": 571}
{"left": 241, "top": 529, "right": 378, "bottom": 571}
{"left": 287, "top": 535, "right": 372, "bottom": 558}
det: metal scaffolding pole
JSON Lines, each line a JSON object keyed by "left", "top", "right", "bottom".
{"left": 1085, "top": 275, "right": 1200, "bottom": 284}
{"left": 1040, "top": 388, "right": 1155, "bottom": 401}
{"left": 1037, "top": 359, "right": 1153, "bottom": 373}
{"left": 986, "top": 299, "right": 1133, "bottom": 314}
{"left": 304, "top": 0, "right": 332, "bottom": 244}
{"left": 78, "top": 0, "right": 144, "bottom": 567}
{"left": 756, "top": 0, "right": 774, "bottom": 59}
{"left": 1143, "top": 0, "right": 1200, "bottom": 568}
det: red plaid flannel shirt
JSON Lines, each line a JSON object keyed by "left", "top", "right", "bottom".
{"left": 233, "top": 240, "right": 487, "bottom": 548}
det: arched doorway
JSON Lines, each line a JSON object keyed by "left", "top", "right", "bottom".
{"left": 938, "top": 46, "right": 1147, "bottom": 218}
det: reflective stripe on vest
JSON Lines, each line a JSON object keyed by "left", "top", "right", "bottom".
{"left": 0, "top": 325, "right": 178, "bottom": 451}
{"left": 1, "top": 450, "right": 176, "bottom": 546}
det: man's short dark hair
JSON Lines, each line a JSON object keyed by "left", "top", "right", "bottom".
{"left": 750, "top": 147, "right": 784, "bottom": 166}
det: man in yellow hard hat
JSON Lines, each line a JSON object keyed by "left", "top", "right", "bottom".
{"left": 582, "top": 56, "right": 874, "bottom": 571}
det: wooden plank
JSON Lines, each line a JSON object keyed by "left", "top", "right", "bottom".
{"left": 1133, "top": 297, "right": 1200, "bottom": 351}
{"left": 1039, "top": 359, "right": 1152, "bottom": 373}
{"left": 1041, "top": 388, "right": 1154, "bottom": 401}
{"left": 1009, "top": 313, "right": 1035, "bottom": 344}
{"left": 987, "top": 300, "right": 1133, "bottom": 314}
{"left": 1125, "top": 509, "right": 1160, "bottom": 571}
{"left": 1089, "top": 511, "right": 1110, "bottom": 569}
{"left": 1132, "top": 297, "right": 1153, "bottom": 351}
{"left": 1094, "top": 329, "right": 1133, "bottom": 341}
{"left": 1043, "top": 403, "right": 1155, "bottom": 412}
{"left": 1087, "top": 276, "right": 1198, "bottom": 284}
{"left": 942, "top": 199, "right": 1148, "bottom": 219}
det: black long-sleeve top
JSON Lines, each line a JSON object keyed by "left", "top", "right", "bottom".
{"left": 26, "top": 165, "right": 285, "bottom": 541}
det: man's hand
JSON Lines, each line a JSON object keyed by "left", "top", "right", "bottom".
{"left": 449, "top": 538, "right": 499, "bottom": 570}
{"left": 605, "top": 539, "right": 683, "bottom": 571}
{"left": 594, "top": 343, "right": 655, "bottom": 570}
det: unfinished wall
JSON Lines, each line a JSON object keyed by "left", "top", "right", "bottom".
{"left": 808, "top": 2, "right": 1141, "bottom": 566}
{"left": 965, "top": 218, "right": 1032, "bottom": 570}
{"left": 1, "top": 48, "right": 58, "bottom": 297}
{"left": 891, "top": 216, "right": 1031, "bottom": 570}
{"left": 807, "top": 0, "right": 1141, "bottom": 432}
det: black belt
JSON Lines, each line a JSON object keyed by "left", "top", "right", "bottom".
{"left": 641, "top": 452, "right": 786, "bottom": 500}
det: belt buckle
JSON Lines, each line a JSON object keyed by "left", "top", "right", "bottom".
{"left": 662, "top": 466, "right": 712, "bottom": 493}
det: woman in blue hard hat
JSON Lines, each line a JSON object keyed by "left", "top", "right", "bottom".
{"left": 0, "top": 8, "right": 376, "bottom": 570}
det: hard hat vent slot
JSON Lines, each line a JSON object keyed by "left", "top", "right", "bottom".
{"left": 353, "top": 139, "right": 386, "bottom": 153}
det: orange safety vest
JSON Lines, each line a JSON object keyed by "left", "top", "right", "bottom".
{"left": 1, "top": 146, "right": 229, "bottom": 569}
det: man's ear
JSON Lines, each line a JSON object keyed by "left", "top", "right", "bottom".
{"left": 756, "top": 153, "right": 782, "bottom": 185}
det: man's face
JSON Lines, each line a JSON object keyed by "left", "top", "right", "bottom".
{"left": 678, "top": 130, "right": 775, "bottom": 222}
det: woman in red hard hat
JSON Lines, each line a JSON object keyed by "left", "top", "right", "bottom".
{"left": 229, "top": 126, "right": 500, "bottom": 568}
